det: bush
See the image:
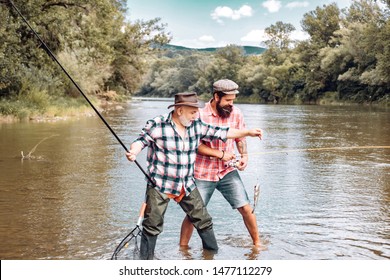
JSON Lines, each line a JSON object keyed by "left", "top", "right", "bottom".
{"left": 318, "top": 91, "right": 340, "bottom": 105}
{"left": 20, "top": 88, "right": 51, "bottom": 112}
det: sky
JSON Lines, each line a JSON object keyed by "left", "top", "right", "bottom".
{"left": 125, "top": 0, "right": 353, "bottom": 48}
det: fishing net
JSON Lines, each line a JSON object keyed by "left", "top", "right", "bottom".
{"left": 111, "top": 226, "right": 142, "bottom": 260}
{"left": 111, "top": 203, "right": 146, "bottom": 260}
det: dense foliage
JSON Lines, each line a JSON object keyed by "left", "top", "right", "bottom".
{"left": 0, "top": 0, "right": 170, "bottom": 116}
{"left": 0, "top": 0, "right": 389, "bottom": 117}
{"left": 139, "top": 0, "right": 390, "bottom": 105}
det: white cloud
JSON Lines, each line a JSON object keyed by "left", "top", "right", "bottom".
{"left": 241, "top": 29, "right": 269, "bottom": 43}
{"left": 262, "top": 0, "right": 282, "bottom": 13}
{"left": 199, "top": 35, "right": 215, "bottom": 42}
{"left": 240, "top": 28, "right": 309, "bottom": 45}
{"left": 211, "top": 6, "right": 233, "bottom": 20}
{"left": 211, "top": 5, "right": 253, "bottom": 23}
{"left": 286, "top": 1, "right": 310, "bottom": 9}
{"left": 237, "top": 5, "right": 253, "bottom": 17}
{"left": 290, "top": 29, "right": 310, "bottom": 41}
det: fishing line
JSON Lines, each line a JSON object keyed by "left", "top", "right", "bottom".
{"left": 6, "top": 0, "right": 154, "bottom": 185}
{"left": 21, "top": 134, "right": 59, "bottom": 160}
{"left": 243, "top": 145, "right": 390, "bottom": 156}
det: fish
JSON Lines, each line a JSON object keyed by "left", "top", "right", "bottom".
{"left": 252, "top": 182, "right": 260, "bottom": 213}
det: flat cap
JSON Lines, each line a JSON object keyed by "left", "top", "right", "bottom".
{"left": 213, "top": 79, "right": 239, "bottom": 94}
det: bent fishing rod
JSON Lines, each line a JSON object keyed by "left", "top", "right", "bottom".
{"left": 7, "top": 0, "right": 153, "bottom": 185}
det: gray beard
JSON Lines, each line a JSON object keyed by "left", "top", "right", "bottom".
{"left": 178, "top": 115, "right": 192, "bottom": 127}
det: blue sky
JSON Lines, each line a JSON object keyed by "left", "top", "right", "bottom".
{"left": 125, "top": 0, "right": 353, "bottom": 48}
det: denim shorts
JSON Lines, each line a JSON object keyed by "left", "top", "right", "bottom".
{"left": 195, "top": 170, "right": 249, "bottom": 209}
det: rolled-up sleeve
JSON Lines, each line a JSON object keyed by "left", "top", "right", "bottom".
{"left": 132, "top": 119, "right": 156, "bottom": 148}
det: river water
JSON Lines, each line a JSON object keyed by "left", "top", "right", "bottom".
{"left": 0, "top": 100, "right": 389, "bottom": 260}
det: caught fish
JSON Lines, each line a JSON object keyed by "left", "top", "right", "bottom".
{"left": 252, "top": 182, "right": 260, "bottom": 213}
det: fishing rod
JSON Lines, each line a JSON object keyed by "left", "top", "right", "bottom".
{"left": 6, "top": 0, "right": 154, "bottom": 185}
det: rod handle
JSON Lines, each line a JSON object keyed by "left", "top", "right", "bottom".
{"left": 136, "top": 202, "right": 147, "bottom": 226}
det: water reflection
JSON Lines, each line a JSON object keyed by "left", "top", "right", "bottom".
{"left": 0, "top": 103, "right": 389, "bottom": 259}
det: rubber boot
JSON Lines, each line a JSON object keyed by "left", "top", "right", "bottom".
{"left": 198, "top": 228, "right": 218, "bottom": 252}
{"left": 140, "top": 232, "right": 157, "bottom": 260}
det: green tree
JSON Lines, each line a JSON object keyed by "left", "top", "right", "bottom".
{"left": 297, "top": 3, "right": 342, "bottom": 101}
{"left": 198, "top": 45, "right": 245, "bottom": 91}
{"left": 139, "top": 52, "right": 209, "bottom": 97}
{"left": 1, "top": 0, "right": 170, "bottom": 110}
{"left": 319, "top": 0, "right": 389, "bottom": 102}
{"left": 301, "top": 3, "right": 341, "bottom": 47}
{"left": 107, "top": 17, "right": 171, "bottom": 95}
{"left": 1, "top": 0, "right": 124, "bottom": 97}
{"left": 237, "top": 55, "right": 268, "bottom": 100}
{"left": 264, "top": 21, "right": 296, "bottom": 50}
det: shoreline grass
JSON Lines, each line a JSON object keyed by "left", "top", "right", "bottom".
{"left": 1, "top": 93, "right": 388, "bottom": 124}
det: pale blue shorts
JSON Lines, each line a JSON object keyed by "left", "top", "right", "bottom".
{"left": 195, "top": 170, "right": 249, "bottom": 209}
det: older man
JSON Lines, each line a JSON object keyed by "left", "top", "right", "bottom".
{"left": 126, "top": 91, "right": 263, "bottom": 259}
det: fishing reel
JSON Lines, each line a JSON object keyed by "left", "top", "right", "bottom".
{"left": 225, "top": 159, "right": 240, "bottom": 168}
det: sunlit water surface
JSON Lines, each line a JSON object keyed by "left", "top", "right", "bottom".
{"left": 1, "top": 100, "right": 389, "bottom": 260}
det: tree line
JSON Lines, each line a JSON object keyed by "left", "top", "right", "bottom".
{"left": 0, "top": 0, "right": 389, "bottom": 119}
{"left": 139, "top": 0, "right": 390, "bottom": 105}
{"left": 0, "top": 0, "right": 170, "bottom": 117}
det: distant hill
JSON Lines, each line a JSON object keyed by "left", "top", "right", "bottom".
{"left": 160, "top": 44, "right": 266, "bottom": 55}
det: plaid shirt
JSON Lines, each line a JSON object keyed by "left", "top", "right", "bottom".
{"left": 133, "top": 111, "right": 229, "bottom": 196}
{"left": 195, "top": 101, "right": 246, "bottom": 181}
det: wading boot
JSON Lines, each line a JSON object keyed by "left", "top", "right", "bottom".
{"left": 140, "top": 232, "right": 157, "bottom": 260}
{"left": 198, "top": 227, "right": 218, "bottom": 252}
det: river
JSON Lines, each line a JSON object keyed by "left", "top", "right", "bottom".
{"left": 0, "top": 100, "right": 389, "bottom": 260}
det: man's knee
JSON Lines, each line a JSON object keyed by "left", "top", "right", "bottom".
{"left": 238, "top": 204, "right": 253, "bottom": 216}
{"left": 142, "top": 218, "right": 163, "bottom": 236}
{"left": 181, "top": 189, "right": 213, "bottom": 231}
{"left": 143, "top": 187, "right": 169, "bottom": 236}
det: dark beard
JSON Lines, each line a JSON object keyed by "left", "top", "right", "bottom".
{"left": 216, "top": 101, "right": 233, "bottom": 118}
